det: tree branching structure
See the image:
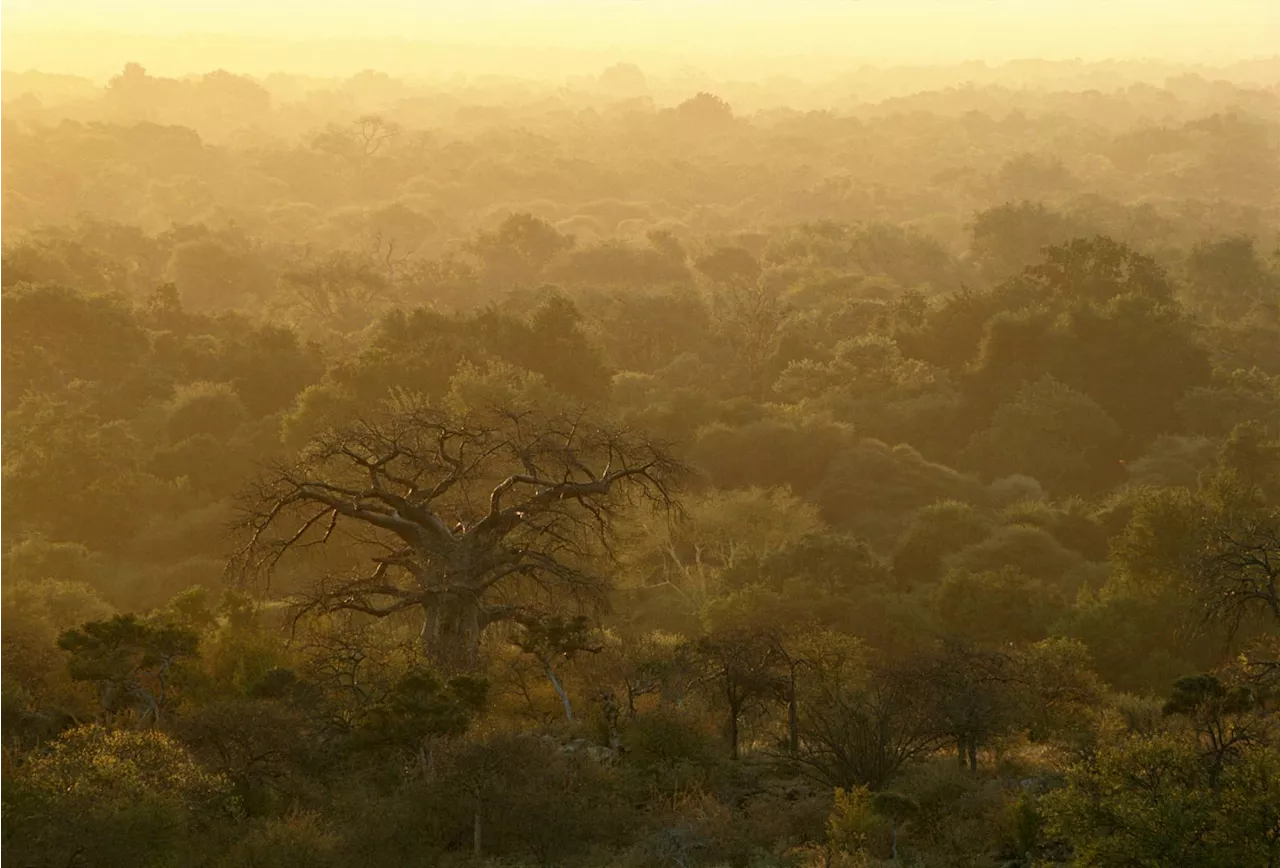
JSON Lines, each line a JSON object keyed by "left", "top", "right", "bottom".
{"left": 235, "top": 404, "right": 683, "bottom": 671}
{"left": 793, "top": 656, "right": 948, "bottom": 791}
{"left": 1195, "top": 514, "right": 1280, "bottom": 631}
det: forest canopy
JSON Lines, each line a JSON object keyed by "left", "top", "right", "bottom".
{"left": 3, "top": 54, "right": 1280, "bottom": 868}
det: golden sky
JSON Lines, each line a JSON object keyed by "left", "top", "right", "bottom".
{"left": 4, "top": 0, "right": 1277, "bottom": 79}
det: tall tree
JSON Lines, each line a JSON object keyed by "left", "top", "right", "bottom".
{"left": 238, "top": 404, "right": 682, "bottom": 671}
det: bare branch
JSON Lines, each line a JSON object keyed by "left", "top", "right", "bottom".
{"left": 235, "top": 403, "right": 685, "bottom": 670}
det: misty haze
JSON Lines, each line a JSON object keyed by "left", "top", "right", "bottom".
{"left": 2, "top": 2, "right": 1280, "bottom": 866}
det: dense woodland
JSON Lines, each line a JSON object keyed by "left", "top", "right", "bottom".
{"left": 2, "top": 59, "right": 1280, "bottom": 867}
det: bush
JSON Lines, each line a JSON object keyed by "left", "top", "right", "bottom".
{"left": 622, "top": 707, "right": 724, "bottom": 797}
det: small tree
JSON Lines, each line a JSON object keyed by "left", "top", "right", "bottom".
{"left": 58, "top": 614, "right": 199, "bottom": 725}
{"left": 689, "top": 628, "right": 784, "bottom": 760}
{"left": 793, "top": 634, "right": 945, "bottom": 789}
{"left": 358, "top": 668, "right": 487, "bottom": 776}
{"left": 907, "top": 641, "right": 1021, "bottom": 771}
{"left": 1163, "top": 673, "right": 1261, "bottom": 785}
{"left": 870, "top": 791, "right": 919, "bottom": 862}
{"left": 510, "top": 613, "right": 601, "bottom": 723}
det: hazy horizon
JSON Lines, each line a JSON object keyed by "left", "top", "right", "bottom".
{"left": 5, "top": 0, "right": 1279, "bottom": 81}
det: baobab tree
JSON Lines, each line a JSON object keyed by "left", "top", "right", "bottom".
{"left": 236, "top": 403, "right": 683, "bottom": 671}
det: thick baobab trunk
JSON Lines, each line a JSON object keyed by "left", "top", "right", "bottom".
{"left": 420, "top": 591, "right": 484, "bottom": 671}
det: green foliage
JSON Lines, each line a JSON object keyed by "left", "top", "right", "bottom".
{"left": 815, "top": 438, "right": 980, "bottom": 544}
{"left": 3, "top": 579, "right": 114, "bottom": 681}
{"left": 165, "top": 381, "right": 249, "bottom": 443}
{"left": 4, "top": 61, "right": 1280, "bottom": 868}
{"left": 892, "top": 500, "right": 993, "bottom": 586}
{"left": 934, "top": 566, "right": 1063, "bottom": 646}
{"left": 1186, "top": 235, "right": 1279, "bottom": 319}
{"left": 58, "top": 614, "right": 200, "bottom": 723}
{"left": 3, "top": 392, "right": 160, "bottom": 549}
{"left": 217, "top": 813, "right": 343, "bottom": 868}
{"left": 358, "top": 669, "right": 488, "bottom": 750}
{"left": 1043, "top": 730, "right": 1280, "bottom": 868}
{"left": 1063, "top": 584, "right": 1216, "bottom": 694}
{"left": 692, "top": 414, "right": 855, "bottom": 493}
{"left": 969, "top": 200, "right": 1087, "bottom": 283}
{"left": 962, "top": 375, "right": 1123, "bottom": 493}
{"left": 469, "top": 212, "right": 575, "bottom": 285}
{"left": 23, "top": 727, "right": 232, "bottom": 814}
{"left": 622, "top": 706, "right": 724, "bottom": 795}
{"left": 943, "top": 523, "right": 1085, "bottom": 587}
{"left": 825, "top": 785, "right": 880, "bottom": 862}
{"left": 725, "top": 531, "right": 889, "bottom": 601}
{"left": 2, "top": 724, "right": 236, "bottom": 868}
{"left": 1, "top": 282, "right": 150, "bottom": 411}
